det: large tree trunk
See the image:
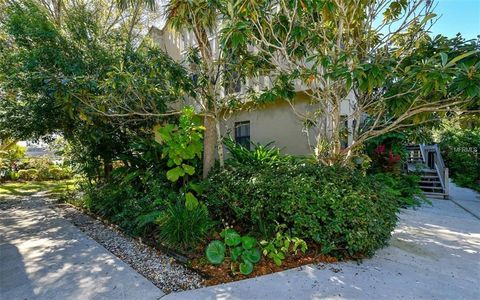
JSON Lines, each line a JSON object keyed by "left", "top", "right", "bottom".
{"left": 202, "top": 115, "right": 216, "bottom": 178}
{"left": 215, "top": 117, "right": 224, "bottom": 168}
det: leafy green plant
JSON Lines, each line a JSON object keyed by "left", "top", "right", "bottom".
{"left": 156, "top": 202, "right": 214, "bottom": 251}
{"left": 157, "top": 107, "right": 204, "bottom": 182}
{"left": 438, "top": 125, "right": 480, "bottom": 192}
{"left": 260, "top": 224, "right": 307, "bottom": 266}
{"left": 205, "top": 161, "right": 400, "bottom": 258}
{"left": 18, "top": 169, "right": 39, "bottom": 181}
{"left": 224, "top": 138, "right": 291, "bottom": 166}
{"left": 157, "top": 107, "right": 204, "bottom": 209}
{"left": 205, "top": 228, "right": 261, "bottom": 275}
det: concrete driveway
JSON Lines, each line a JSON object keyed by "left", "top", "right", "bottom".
{"left": 0, "top": 194, "right": 164, "bottom": 300}
{"left": 166, "top": 196, "right": 480, "bottom": 299}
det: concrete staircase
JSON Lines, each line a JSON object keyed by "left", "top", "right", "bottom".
{"left": 406, "top": 144, "right": 449, "bottom": 199}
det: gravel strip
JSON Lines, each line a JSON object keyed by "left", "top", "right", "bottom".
{"left": 52, "top": 203, "right": 204, "bottom": 294}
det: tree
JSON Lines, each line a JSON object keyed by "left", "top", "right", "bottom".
{"left": 0, "top": 0, "right": 188, "bottom": 178}
{"left": 119, "top": 0, "right": 250, "bottom": 177}
{"left": 221, "top": 0, "right": 480, "bottom": 164}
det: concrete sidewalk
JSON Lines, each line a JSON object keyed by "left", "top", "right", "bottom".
{"left": 165, "top": 199, "right": 480, "bottom": 300}
{"left": 0, "top": 195, "right": 164, "bottom": 300}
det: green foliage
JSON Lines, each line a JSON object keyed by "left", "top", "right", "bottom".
{"left": 365, "top": 132, "right": 407, "bottom": 173}
{"left": 205, "top": 240, "right": 226, "bottom": 265}
{"left": 0, "top": 1, "right": 191, "bottom": 182}
{"left": 224, "top": 138, "right": 292, "bottom": 166}
{"left": 205, "top": 160, "right": 401, "bottom": 257}
{"left": 157, "top": 107, "right": 204, "bottom": 209}
{"left": 438, "top": 125, "right": 480, "bottom": 192}
{"left": 260, "top": 224, "right": 307, "bottom": 266}
{"left": 205, "top": 228, "right": 261, "bottom": 275}
{"left": 372, "top": 172, "right": 426, "bottom": 207}
{"left": 18, "top": 169, "right": 39, "bottom": 181}
{"left": 158, "top": 107, "right": 204, "bottom": 181}
{"left": 81, "top": 167, "right": 176, "bottom": 234}
{"left": 156, "top": 202, "right": 214, "bottom": 251}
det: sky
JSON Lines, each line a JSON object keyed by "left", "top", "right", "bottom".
{"left": 430, "top": 0, "right": 480, "bottom": 39}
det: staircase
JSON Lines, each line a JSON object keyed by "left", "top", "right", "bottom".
{"left": 406, "top": 144, "right": 449, "bottom": 199}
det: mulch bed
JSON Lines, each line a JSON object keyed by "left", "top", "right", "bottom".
{"left": 189, "top": 245, "right": 339, "bottom": 286}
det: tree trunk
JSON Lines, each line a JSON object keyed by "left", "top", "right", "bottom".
{"left": 215, "top": 117, "right": 225, "bottom": 168}
{"left": 202, "top": 115, "right": 216, "bottom": 178}
{"left": 103, "top": 159, "right": 113, "bottom": 179}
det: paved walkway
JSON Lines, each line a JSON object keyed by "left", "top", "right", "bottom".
{"left": 166, "top": 193, "right": 480, "bottom": 299}
{"left": 0, "top": 194, "right": 164, "bottom": 300}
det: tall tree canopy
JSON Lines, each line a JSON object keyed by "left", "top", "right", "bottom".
{"left": 0, "top": 0, "right": 191, "bottom": 177}
{"left": 221, "top": 0, "right": 479, "bottom": 163}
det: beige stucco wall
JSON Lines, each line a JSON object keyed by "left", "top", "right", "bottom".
{"left": 221, "top": 94, "right": 316, "bottom": 156}
{"left": 149, "top": 27, "right": 182, "bottom": 62}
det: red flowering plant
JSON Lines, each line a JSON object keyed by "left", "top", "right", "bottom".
{"left": 367, "top": 133, "right": 407, "bottom": 173}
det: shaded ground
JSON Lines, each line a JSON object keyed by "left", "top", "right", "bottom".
{"left": 165, "top": 198, "right": 480, "bottom": 299}
{"left": 0, "top": 192, "right": 164, "bottom": 300}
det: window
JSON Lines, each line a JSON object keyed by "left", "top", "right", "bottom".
{"left": 235, "top": 121, "right": 250, "bottom": 150}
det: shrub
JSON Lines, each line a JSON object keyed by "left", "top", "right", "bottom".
{"left": 27, "top": 158, "right": 53, "bottom": 180}
{"left": 18, "top": 169, "right": 39, "bottom": 181}
{"left": 46, "top": 166, "right": 72, "bottom": 180}
{"left": 81, "top": 171, "right": 175, "bottom": 234}
{"left": 224, "top": 138, "right": 293, "bottom": 166}
{"left": 204, "top": 161, "right": 400, "bottom": 257}
{"left": 157, "top": 202, "right": 214, "bottom": 251}
{"left": 439, "top": 127, "right": 480, "bottom": 191}
{"left": 372, "top": 172, "right": 426, "bottom": 207}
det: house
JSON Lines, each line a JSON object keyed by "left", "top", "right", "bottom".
{"left": 148, "top": 25, "right": 356, "bottom": 156}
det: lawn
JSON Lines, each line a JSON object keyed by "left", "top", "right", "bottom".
{"left": 0, "top": 179, "right": 77, "bottom": 200}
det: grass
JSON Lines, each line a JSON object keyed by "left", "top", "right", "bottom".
{"left": 0, "top": 179, "right": 77, "bottom": 200}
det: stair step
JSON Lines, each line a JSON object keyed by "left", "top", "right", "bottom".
{"left": 424, "top": 192, "right": 448, "bottom": 199}
{"left": 419, "top": 181, "right": 441, "bottom": 184}
{"left": 420, "top": 186, "right": 444, "bottom": 190}
{"left": 420, "top": 175, "right": 440, "bottom": 179}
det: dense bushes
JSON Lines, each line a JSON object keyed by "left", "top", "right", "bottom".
{"left": 81, "top": 167, "right": 215, "bottom": 251}
{"left": 439, "top": 127, "right": 480, "bottom": 191}
{"left": 204, "top": 161, "right": 410, "bottom": 257}
{"left": 81, "top": 168, "right": 176, "bottom": 233}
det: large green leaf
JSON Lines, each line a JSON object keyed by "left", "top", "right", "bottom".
{"left": 166, "top": 166, "right": 185, "bottom": 182}
{"left": 241, "top": 236, "right": 256, "bottom": 250}
{"left": 182, "top": 164, "right": 195, "bottom": 175}
{"left": 243, "top": 248, "right": 261, "bottom": 263}
{"left": 206, "top": 241, "right": 225, "bottom": 265}
{"left": 185, "top": 192, "right": 199, "bottom": 210}
{"left": 221, "top": 229, "right": 241, "bottom": 246}
{"left": 445, "top": 50, "right": 479, "bottom": 68}
{"left": 239, "top": 259, "right": 254, "bottom": 275}
{"left": 231, "top": 246, "right": 243, "bottom": 261}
